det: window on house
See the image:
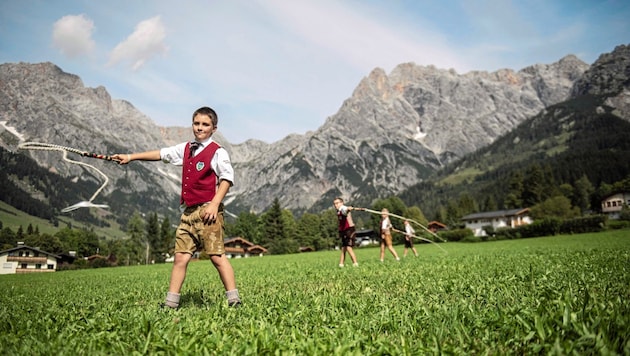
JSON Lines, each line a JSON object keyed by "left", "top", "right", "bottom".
{"left": 47, "top": 264, "right": 54, "bottom": 270}
{"left": 21, "top": 263, "right": 27, "bottom": 269}
{"left": 35, "top": 264, "right": 41, "bottom": 269}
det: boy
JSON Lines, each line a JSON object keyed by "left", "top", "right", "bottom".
{"left": 403, "top": 220, "right": 419, "bottom": 257}
{"left": 333, "top": 197, "right": 359, "bottom": 267}
{"left": 112, "top": 106, "right": 240, "bottom": 308}
{"left": 380, "top": 208, "right": 400, "bottom": 262}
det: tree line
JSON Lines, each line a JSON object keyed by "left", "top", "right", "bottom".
{"left": 2, "top": 172, "right": 628, "bottom": 267}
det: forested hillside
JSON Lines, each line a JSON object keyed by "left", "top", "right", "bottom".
{"left": 402, "top": 93, "right": 630, "bottom": 224}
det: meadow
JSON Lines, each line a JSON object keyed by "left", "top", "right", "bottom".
{"left": 0, "top": 230, "right": 628, "bottom": 355}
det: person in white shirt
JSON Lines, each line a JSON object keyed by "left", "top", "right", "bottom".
{"left": 379, "top": 208, "right": 400, "bottom": 262}
{"left": 403, "top": 220, "right": 419, "bottom": 257}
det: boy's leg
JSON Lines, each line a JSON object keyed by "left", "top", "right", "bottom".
{"left": 163, "top": 252, "right": 192, "bottom": 308}
{"left": 379, "top": 242, "right": 385, "bottom": 262}
{"left": 169, "top": 252, "right": 193, "bottom": 292}
{"left": 386, "top": 235, "right": 400, "bottom": 260}
{"left": 339, "top": 247, "right": 346, "bottom": 266}
{"left": 389, "top": 245, "right": 400, "bottom": 260}
{"left": 347, "top": 247, "right": 358, "bottom": 266}
{"left": 210, "top": 254, "right": 241, "bottom": 306}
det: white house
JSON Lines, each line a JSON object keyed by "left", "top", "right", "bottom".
{"left": 461, "top": 208, "right": 532, "bottom": 237}
{"left": 0, "top": 243, "right": 61, "bottom": 274}
{"left": 601, "top": 192, "right": 630, "bottom": 219}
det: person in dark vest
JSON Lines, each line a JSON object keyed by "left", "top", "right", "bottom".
{"left": 333, "top": 197, "right": 359, "bottom": 267}
{"left": 112, "top": 106, "right": 240, "bottom": 308}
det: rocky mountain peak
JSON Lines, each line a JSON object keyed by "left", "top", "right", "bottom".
{"left": 2, "top": 46, "right": 617, "bottom": 217}
{"left": 573, "top": 44, "right": 630, "bottom": 97}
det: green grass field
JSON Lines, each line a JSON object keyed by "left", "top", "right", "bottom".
{"left": 1, "top": 230, "right": 628, "bottom": 355}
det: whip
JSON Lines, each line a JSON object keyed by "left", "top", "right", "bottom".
{"left": 391, "top": 227, "right": 448, "bottom": 254}
{"left": 355, "top": 207, "right": 448, "bottom": 243}
{"left": 17, "top": 142, "right": 114, "bottom": 212}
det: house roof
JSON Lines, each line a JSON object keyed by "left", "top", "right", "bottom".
{"left": 224, "top": 237, "right": 254, "bottom": 247}
{"left": 223, "top": 236, "right": 268, "bottom": 254}
{"left": 461, "top": 208, "right": 529, "bottom": 221}
{"left": 0, "top": 245, "right": 61, "bottom": 259}
{"left": 601, "top": 191, "right": 630, "bottom": 201}
{"left": 248, "top": 245, "right": 268, "bottom": 253}
{"left": 427, "top": 221, "right": 447, "bottom": 228}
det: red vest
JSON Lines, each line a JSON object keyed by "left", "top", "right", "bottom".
{"left": 337, "top": 209, "right": 352, "bottom": 231}
{"left": 181, "top": 142, "right": 220, "bottom": 206}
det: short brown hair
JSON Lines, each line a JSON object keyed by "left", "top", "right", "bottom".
{"left": 192, "top": 106, "right": 218, "bottom": 127}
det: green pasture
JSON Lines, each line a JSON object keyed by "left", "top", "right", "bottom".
{"left": 1, "top": 230, "right": 628, "bottom": 355}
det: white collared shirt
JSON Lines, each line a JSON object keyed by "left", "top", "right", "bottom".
{"left": 159, "top": 138, "right": 234, "bottom": 185}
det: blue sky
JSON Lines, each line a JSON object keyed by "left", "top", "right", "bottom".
{"left": 1, "top": 0, "right": 628, "bottom": 144}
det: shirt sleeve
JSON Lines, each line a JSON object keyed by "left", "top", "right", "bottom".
{"left": 211, "top": 147, "right": 235, "bottom": 186}
{"left": 339, "top": 205, "right": 349, "bottom": 215}
{"left": 160, "top": 142, "right": 187, "bottom": 165}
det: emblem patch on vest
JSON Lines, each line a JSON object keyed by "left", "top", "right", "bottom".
{"left": 196, "top": 162, "right": 205, "bottom": 171}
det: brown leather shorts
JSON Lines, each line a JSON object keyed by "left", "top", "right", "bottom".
{"left": 381, "top": 232, "right": 393, "bottom": 247}
{"left": 174, "top": 204, "right": 225, "bottom": 255}
{"left": 339, "top": 226, "right": 356, "bottom": 247}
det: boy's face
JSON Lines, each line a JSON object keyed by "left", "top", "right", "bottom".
{"left": 192, "top": 114, "right": 217, "bottom": 141}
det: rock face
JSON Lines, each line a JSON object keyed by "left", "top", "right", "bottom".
{"left": 573, "top": 44, "right": 630, "bottom": 123}
{"left": 0, "top": 49, "right": 600, "bottom": 215}
{"left": 227, "top": 54, "right": 589, "bottom": 212}
{"left": 0, "top": 62, "right": 182, "bottom": 215}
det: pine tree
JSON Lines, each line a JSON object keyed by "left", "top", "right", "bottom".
{"left": 261, "top": 198, "right": 287, "bottom": 254}
{"left": 522, "top": 164, "right": 545, "bottom": 207}
{"left": 126, "top": 211, "right": 146, "bottom": 264}
{"left": 145, "top": 212, "right": 160, "bottom": 263}
{"left": 573, "top": 174, "right": 594, "bottom": 213}
{"left": 504, "top": 171, "right": 523, "bottom": 208}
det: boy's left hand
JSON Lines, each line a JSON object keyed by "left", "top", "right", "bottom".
{"left": 202, "top": 202, "right": 220, "bottom": 224}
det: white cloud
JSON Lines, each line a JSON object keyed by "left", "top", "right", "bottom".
{"left": 107, "top": 16, "right": 168, "bottom": 70}
{"left": 51, "top": 14, "right": 95, "bottom": 58}
{"left": 260, "top": 0, "right": 464, "bottom": 73}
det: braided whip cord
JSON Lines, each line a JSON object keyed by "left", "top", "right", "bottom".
{"left": 17, "top": 142, "right": 111, "bottom": 212}
{"left": 355, "top": 207, "right": 448, "bottom": 254}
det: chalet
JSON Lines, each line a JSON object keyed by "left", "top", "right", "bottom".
{"left": 461, "top": 208, "right": 532, "bottom": 237}
{"left": 166, "top": 237, "right": 269, "bottom": 261}
{"left": 0, "top": 243, "right": 61, "bottom": 274}
{"left": 601, "top": 192, "right": 630, "bottom": 219}
{"left": 427, "top": 221, "right": 448, "bottom": 233}
{"left": 224, "top": 237, "right": 268, "bottom": 258}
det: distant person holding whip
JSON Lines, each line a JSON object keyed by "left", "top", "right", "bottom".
{"left": 333, "top": 197, "right": 359, "bottom": 267}
{"left": 403, "top": 220, "right": 419, "bottom": 257}
{"left": 380, "top": 208, "right": 400, "bottom": 262}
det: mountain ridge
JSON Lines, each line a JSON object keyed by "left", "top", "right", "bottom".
{"left": 3, "top": 45, "right": 628, "bottom": 224}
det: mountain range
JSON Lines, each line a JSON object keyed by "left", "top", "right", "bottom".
{"left": 1, "top": 44, "right": 629, "bottom": 225}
